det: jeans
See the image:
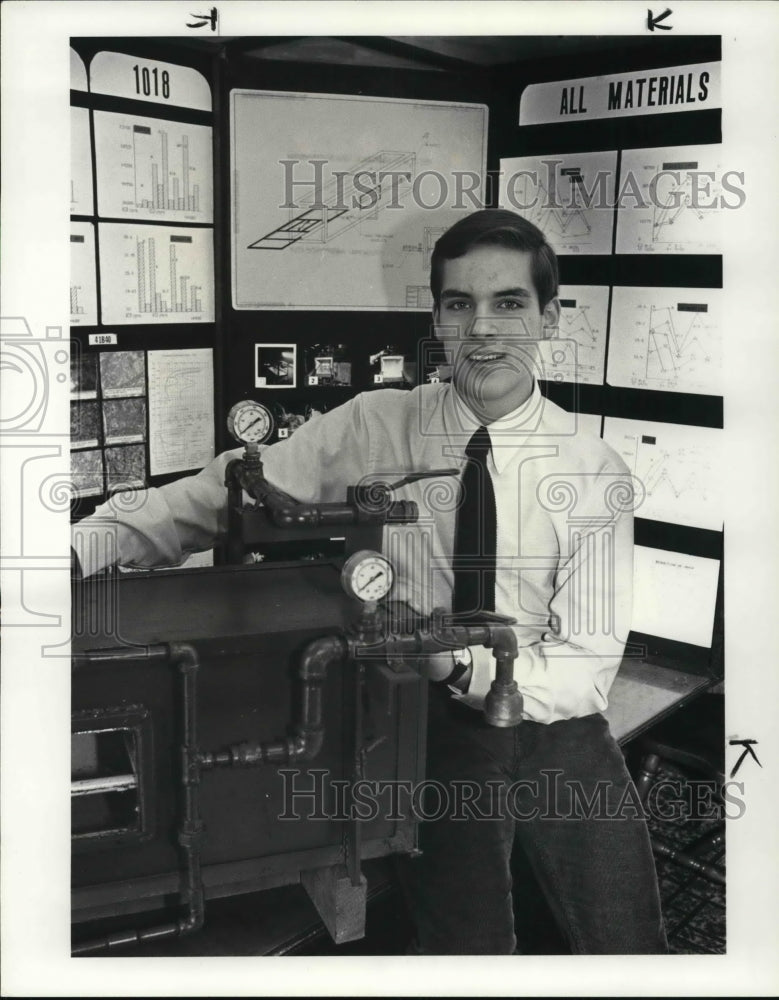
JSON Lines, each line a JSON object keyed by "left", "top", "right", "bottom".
{"left": 408, "top": 684, "right": 668, "bottom": 954}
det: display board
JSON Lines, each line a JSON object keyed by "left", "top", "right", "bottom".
{"left": 230, "top": 90, "right": 488, "bottom": 310}
{"left": 69, "top": 44, "right": 215, "bottom": 512}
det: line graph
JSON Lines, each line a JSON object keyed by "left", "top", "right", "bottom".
{"left": 607, "top": 286, "right": 721, "bottom": 395}
{"left": 539, "top": 284, "right": 608, "bottom": 384}
{"left": 499, "top": 151, "right": 617, "bottom": 254}
{"left": 603, "top": 417, "right": 722, "bottom": 530}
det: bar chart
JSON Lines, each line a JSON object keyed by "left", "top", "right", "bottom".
{"left": 70, "top": 107, "right": 94, "bottom": 216}
{"left": 94, "top": 110, "right": 213, "bottom": 223}
{"left": 70, "top": 222, "right": 98, "bottom": 326}
{"left": 99, "top": 223, "right": 214, "bottom": 325}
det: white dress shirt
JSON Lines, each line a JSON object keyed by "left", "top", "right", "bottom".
{"left": 73, "top": 381, "right": 634, "bottom": 724}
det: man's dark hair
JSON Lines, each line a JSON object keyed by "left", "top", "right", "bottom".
{"left": 430, "top": 209, "right": 559, "bottom": 310}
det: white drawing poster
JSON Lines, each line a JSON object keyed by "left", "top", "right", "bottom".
{"left": 633, "top": 546, "right": 720, "bottom": 647}
{"left": 94, "top": 110, "right": 213, "bottom": 223}
{"left": 616, "top": 144, "right": 723, "bottom": 253}
{"left": 607, "top": 285, "right": 722, "bottom": 394}
{"left": 230, "top": 90, "right": 487, "bottom": 310}
{"left": 148, "top": 348, "right": 214, "bottom": 476}
{"left": 498, "top": 151, "right": 617, "bottom": 254}
{"left": 98, "top": 222, "right": 214, "bottom": 324}
{"left": 70, "top": 107, "right": 93, "bottom": 215}
{"left": 539, "top": 284, "right": 609, "bottom": 384}
{"left": 69, "top": 221, "right": 98, "bottom": 326}
{"left": 603, "top": 416, "right": 722, "bottom": 530}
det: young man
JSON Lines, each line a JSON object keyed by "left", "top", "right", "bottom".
{"left": 73, "top": 209, "right": 666, "bottom": 954}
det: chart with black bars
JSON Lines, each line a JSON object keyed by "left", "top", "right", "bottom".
{"left": 98, "top": 223, "right": 214, "bottom": 324}
{"left": 94, "top": 111, "right": 213, "bottom": 223}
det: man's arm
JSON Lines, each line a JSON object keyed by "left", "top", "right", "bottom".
{"left": 72, "top": 397, "right": 371, "bottom": 578}
{"left": 464, "top": 498, "right": 634, "bottom": 725}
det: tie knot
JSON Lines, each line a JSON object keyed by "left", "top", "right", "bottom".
{"left": 465, "top": 426, "right": 491, "bottom": 460}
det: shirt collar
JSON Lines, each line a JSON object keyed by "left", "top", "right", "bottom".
{"left": 444, "top": 381, "right": 545, "bottom": 475}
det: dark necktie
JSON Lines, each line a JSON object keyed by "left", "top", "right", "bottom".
{"left": 452, "top": 426, "right": 497, "bottom": 617}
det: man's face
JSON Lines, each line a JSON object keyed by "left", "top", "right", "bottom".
{"left": 433, "top": 245, "right": 560, "bottom": 420}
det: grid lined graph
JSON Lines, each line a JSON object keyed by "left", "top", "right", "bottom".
{"left": 607, "top": 286, "right": 721, "bottom": 395}
{"left": 99, "top": 223, "right": 214, "bottom": 325}
{"left": 94, "top": 110, "right": 213, "bottom": 223}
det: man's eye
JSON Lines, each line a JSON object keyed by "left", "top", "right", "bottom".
{"left": 496, "top": 299, "right": 523, "bottom": 311}
{"left": 446, "top": 301, "right": 470, "bottom": 312}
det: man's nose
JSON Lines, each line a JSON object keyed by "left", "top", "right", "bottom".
{"left": 464, "top": 313, "right": 500, "bottom": 339}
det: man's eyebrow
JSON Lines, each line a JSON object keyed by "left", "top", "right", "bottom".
{"left": 440, "top": 287, "right": 532, "bottom": 299}
{"left": 492, "top": 287, "right": 532, "bottom": 299}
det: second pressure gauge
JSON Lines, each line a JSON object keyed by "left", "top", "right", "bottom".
{"left": 341, "top": 550, "right": 394, "bottom": 603}
{"left": 227, "top": 400, "right": 274, "bottom": 445}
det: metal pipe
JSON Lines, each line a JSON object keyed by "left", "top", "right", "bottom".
{"left": 355, "top": 612, "right": 523, "bottom": 727}
{"left": 198, "top": 634, "right": 349, "bottom": 769}
{"left": 72, "top": 643, "right": 206, "bottom": 954}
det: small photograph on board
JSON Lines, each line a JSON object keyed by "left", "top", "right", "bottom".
{"left": 103, "top": 397, "right": 147, "bottom": 445}
{"left": 70, "top": 448, "right": 104, "bottom": 498}
{"left": 70, "top": 352, "right": 98, "bottom": 399}
{"left": 105, "top": 444, "right": 147, "bottom": 491}
{"left": 255, "top": 343, "right": 296, "bottom": 388}
{"left": 369, "top": 345, "right": 417, "bottom": 389}
{"left": 100, "top": 350, "right": 146, "bottom": 398}
{"left": 272, "top": 399, "right": 333, "bottom": 440}
{"left": 303, "top": 343, "right": 352, "bottom": 387}
{"left": 70, "top": 400, "right": 102, "bottom": 449}
{"left": 419, "top": 340, "right": 453, "bottom": 385}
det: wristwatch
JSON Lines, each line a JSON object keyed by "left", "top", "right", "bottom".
{"left": 446, "top": 647, "right": 473, "bottom": 694}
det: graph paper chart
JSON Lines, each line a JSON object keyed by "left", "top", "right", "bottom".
{"left": 615, "top": 144, "right": 723, "bottom": 254}
{"left": 607, "top": 285, "right": 722, "bottom": 395}
{"left": 148, "top": 348, "right": 214, "bottom": 476}
{"left": 94, "top": 111, "right": 213, "bottom": 223}
{"left": 70, "top": 222, "right": 98, "bottom": 326}
{"left": 498, "top": 151, "right": 617, "bottom": 254}
{"left": 98, "top": 223, "right": 214, "bottom": 324}
{"left": 71, "top": 107, "right": 94, "bottom": 216}
{"left": 538, "top": 284, "right": 609, "bottom": 384}
{"left": 603, "top": 416, "right": 722, "bottom": 531}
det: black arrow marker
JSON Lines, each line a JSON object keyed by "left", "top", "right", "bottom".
{"left": 648, "top": 7, "right": 673, "bottom": 30}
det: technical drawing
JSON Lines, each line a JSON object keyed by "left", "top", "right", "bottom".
{"left": 406, "top": 285, "right": 434, "bottom": 309}
{"left": 423, "top": 227, "right": 447, "bottom": 269}
{"left": 248, "top": 150, "right": 416, "bottom": 250}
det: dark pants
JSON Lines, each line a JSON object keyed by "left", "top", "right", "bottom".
{"left": 408, "top": 685, "right": 668, "bottom": 954}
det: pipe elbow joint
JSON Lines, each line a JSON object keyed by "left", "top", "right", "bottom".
{"left": 169, "top": 642, "right": 199, "bottom": 671}
{"left": 298, "top": 635, "right": 347, "bottom": 680}
{"left": 489, "top": 626, "right": 518, "bottom": 658}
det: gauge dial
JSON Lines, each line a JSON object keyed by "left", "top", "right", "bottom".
{"left": 341, "top": 550, "right": 394, "bottom": 603}
{"left": 227, "top": 400, "right": 274, "bottom": 445}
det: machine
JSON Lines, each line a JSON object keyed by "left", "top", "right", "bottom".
{"left": 71, "top": 401, "right": 523, "bottom": 953}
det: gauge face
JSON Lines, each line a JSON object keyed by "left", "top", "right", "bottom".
{"left": 227, "top": 400, "right": 274, "bottom": 445}
{"left": 341, "top": 550, "right": 394, "bottom": 603}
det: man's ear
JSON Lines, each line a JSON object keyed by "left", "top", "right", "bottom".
{"left": 432, "top": 303, "right": 441, "bottom": 339}
{"left": 541, "top": 297, "right": 561, "bottom": 339}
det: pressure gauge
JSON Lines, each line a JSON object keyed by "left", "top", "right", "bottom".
{"left": 341, "top": 550, "right": 394, "bottom": 603}
{"left": 227, "top": 400, "right": 274, "bottom": 445}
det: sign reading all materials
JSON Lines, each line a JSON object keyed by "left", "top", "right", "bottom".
{"left": 519, "top": 62, "right": 720, "bottom": 126}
